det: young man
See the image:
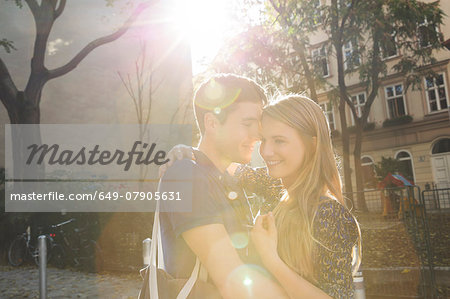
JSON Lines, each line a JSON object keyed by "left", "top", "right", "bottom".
{"left": 159, "top": 74, "right": 287, "bottom": 298}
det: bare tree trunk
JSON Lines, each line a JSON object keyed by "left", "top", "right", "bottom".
{"left": 353, "top": 126, "right": 368, "bottom": 211}
{"left": 268, "top": 0, "right": 319, "bottom": 103}
{"left": 292, "top": 41, "right": 318, "bottom": 103}
{"left": 10, "top": 91, "right": 44, "bottom": 184}
{"left": 351, "top": 2, "right": 382, "bottom": 211}
{"left": 330, "top": 0, "right": 357, "bottom": 207}
{"left": 338, "top": 101, "right": 353, "bottom": 200}
{"left": 332, "top": 31, "right": 354, "bottom": 205}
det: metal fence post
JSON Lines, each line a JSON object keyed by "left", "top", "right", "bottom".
{"left": 354, "top": 271, "right": 366, "bottom": 299}
{"left": 38, "top": 235, "right": 47, "bottom": 299}
{"left": 143, "top": 238, "right": 151, "bottom": 266}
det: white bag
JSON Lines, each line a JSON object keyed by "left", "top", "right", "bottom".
{"left": 139, "top": 199, "right": 208, "bottom": 299}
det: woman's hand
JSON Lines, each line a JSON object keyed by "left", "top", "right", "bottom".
{"left": 158, "top": 144, "right": 194, "bottom": 177}
{"left": 251, "top": 212, "right": 278, "bottom": 264}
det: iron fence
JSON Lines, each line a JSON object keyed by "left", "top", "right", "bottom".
{"left": 344, "top": 186, "right": 447, "bottom": 298}
{"left": 422, "top": 188, "right": 450, "bottom": 298}
{"left": 422, "top": 188, "right": 450, "bottom": 211}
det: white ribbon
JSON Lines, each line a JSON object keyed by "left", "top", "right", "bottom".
{"left": 146, "top": 181, "right": 207, "bottom": 299}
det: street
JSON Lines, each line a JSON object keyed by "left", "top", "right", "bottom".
{"left": 0, "top": 265, "right": 142, "bottom": 298}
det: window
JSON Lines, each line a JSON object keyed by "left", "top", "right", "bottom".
{"left": 350, "top": 92, "right": 367, "bottom": 124}
{"left": 385, "top": 84, "right": 406, "bottom": 119}
{"left": 312, "top": 46, "right": 329, "bottom": 77}
{"left": 432, "top": 138, "right": 450, "bottom": 154}
{"left": 361, "top": 156, "right": 376, "bottom": 189}
{"left": 395, "top": 151, "right": 415, "bottom": 183}
{"left": 418, "top": 17, "right": 439, "bottom": 48}
{"left": 343, "top": 39, "right": 360, "bottom": 70}
{"left": 320, "top": 102, "right": 335, "bottom": 130}
{"left": 425, "top": 73, "right": 448, "bottom": 113}
{"left": 381, "top": 30, "right": 398, "bottom": 59}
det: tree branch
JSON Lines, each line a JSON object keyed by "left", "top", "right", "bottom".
{"left": 48, "top": 2, "right": 152, "bottom": 80}
{"left": 24, "top": 0, "right": 40, "bottom": 19}
{"left": 49, "top": 0, "right": 58, "bottom": 10}
{"left": 269, "top": 0, "right": 281, "bottom": 14}
{"left": 55, "top": 0, "right": 66, "bottom": 19}
{"left": 25, "top": 0, "right": 56, "bottom": 95}
{"left": 0, "top": 58, "right": 18, "bottom": 121}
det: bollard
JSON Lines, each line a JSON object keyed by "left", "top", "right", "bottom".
{"left": 38, "top": 235, "right": 47, "bottom": 299}
{"left": 353, "top": 271, "right": 366, "bottom": 299}
{"left": 143, "top": 238, "right": 151, "bottom": 266}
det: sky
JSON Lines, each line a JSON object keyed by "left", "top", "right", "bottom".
{"left": 172, "top": 0, "right": 262, "bottom": 74}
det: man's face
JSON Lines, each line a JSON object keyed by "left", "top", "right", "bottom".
{"left": 215, "top": 102, "right": 262, "bottom": 164}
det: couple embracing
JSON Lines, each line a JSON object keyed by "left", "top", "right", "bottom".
{"left": 157, "top": 74, "right": 361, "bottom": 299}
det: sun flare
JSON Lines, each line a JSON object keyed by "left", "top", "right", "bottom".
{"left": 172, "top": 0, "right": 235, "bottom": 74}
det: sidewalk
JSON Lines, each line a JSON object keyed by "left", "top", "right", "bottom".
{"left": 0, "top": 265, "right": 142, "bottom": 298}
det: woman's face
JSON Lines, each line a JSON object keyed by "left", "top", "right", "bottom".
{"left": 259, "top": 114, "right": 308, "bottom": 187}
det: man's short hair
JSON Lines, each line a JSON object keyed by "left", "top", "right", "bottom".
{"left": 193, "top": 74, "right": 267, "bottom": 135}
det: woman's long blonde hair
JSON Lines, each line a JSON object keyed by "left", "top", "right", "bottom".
{"left": 264, "top": 95, "right": 360, "bottom": 281}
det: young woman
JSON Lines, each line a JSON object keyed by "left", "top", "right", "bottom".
{"left": 250, "top": 95, "right": 360, "bottom": 299}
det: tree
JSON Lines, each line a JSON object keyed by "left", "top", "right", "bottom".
{"left": 118, "top": 40, "right": 162, "bottom": 187}
{"left": 0, "top": 0, "right": 154, "bottom": 124}
{"left": 211, "top": 26, "right": 293, "bottom": 95}
{"left": 212, "top": 0, "right": 444, "bottom": 210}
{"left": 0, "top": 0, "right": 154, "bottom": 179}
{"left": 266, "top": 0, "right": 323, "bottom": 102}
{"left": 325, "top": 0, "right": 443, "bottom": 210}
{"left": 374, "top": 156, "right": 411, "bottom": 183}
{"left": 211, "top": 0, "right": 324, "bottom": 100}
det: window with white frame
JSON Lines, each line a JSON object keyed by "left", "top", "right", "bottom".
{"left": 395, "top": 151, "right": 415, "bottom": 183}
{"left": 343, "top": 39, "right": 360, "bottom": 70}
{"left": 350, "top": 92, "right": 367, "bottom": 125}
{"left": 320, "top": 102, "right": 335, "bottom": 131}
{"left": 361, "top": 156, "right": 376, "bottom": 189}
{"left": 312, "top": 46, "right": 329, "bottom": 77}
{"left": 385, "top": 84, "right": 406, "bottom": 119}
{"left": 381, "top": 30, "right": 398, "bottom": 59}
{"left": 418, "top": 17, "right": 439, "bottom": 48}
{"left": 425, "top": 73, "right": 448, "bottom": 112}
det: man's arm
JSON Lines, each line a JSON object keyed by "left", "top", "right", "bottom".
{"left": 182, "top": 223, "right": 288, "bottom": 299}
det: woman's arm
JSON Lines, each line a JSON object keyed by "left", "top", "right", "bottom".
{"left": 251, "top": 214, "right": 332, "bottom": 299}
{"left": 312, "top": 200, "right": 360, "bottom": 298}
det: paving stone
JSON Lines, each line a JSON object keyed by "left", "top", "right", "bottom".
{"left": 0, "top": 265, "right": 142, "bottom": 298}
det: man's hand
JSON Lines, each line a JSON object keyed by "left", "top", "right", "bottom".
{"left": 182, "top": 223, "right": 288, "bottom": 299}
{"left": 159, "top": 144, "right": 195, "bottom": 177}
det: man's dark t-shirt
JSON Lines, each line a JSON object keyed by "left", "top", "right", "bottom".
{"left": 159, "top": 151, "right": 256, "bottom": 279}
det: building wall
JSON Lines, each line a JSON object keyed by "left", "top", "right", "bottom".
{"left": 311, "top": 0, "right": 450, "bottom": 189}
{"left": 0, "top": 1, "right": 194, "bottom": 168}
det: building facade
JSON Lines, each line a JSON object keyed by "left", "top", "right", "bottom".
{"left": 307, "top": 0, "right": 450, "bottom": 191}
